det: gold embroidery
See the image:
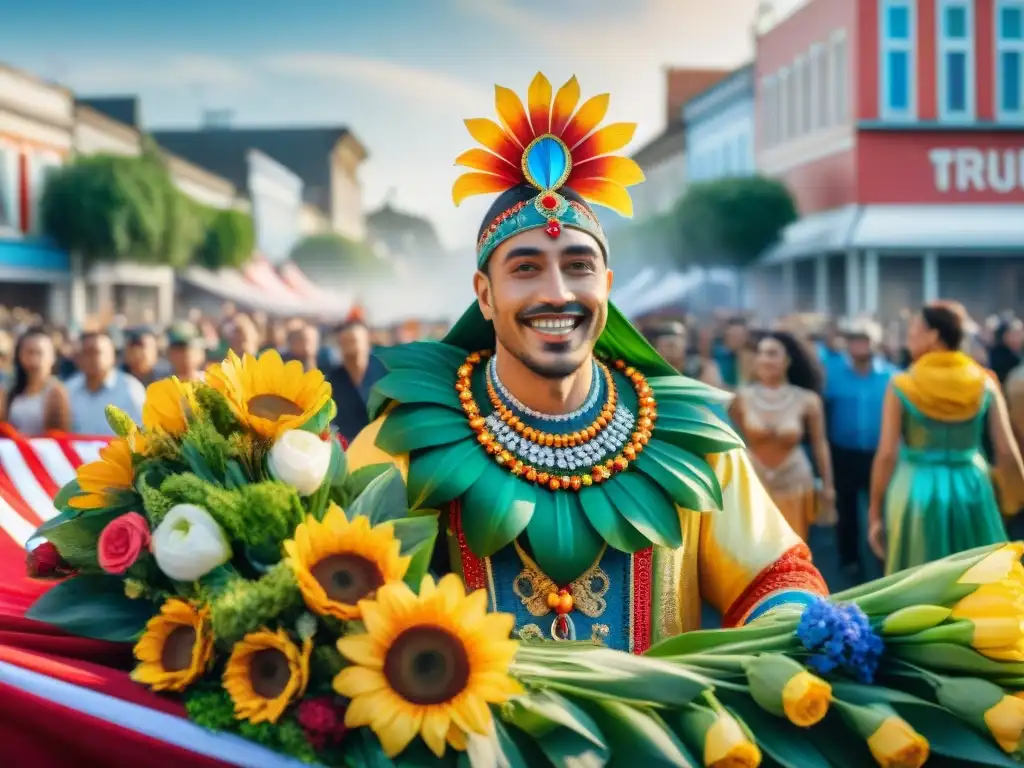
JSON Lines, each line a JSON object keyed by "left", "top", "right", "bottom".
{"left": 590, "top": 624, "right": 610, "bottom": 645}
{"left": 511, "top": 541, "right": 609, "bottom": 618}
{"left": 517, "top": 624, "right": 544, "bottom": 641}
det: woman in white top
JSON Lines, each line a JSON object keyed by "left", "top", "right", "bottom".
{"left": 0, "top": 328, "right": 71, "bottom": 436}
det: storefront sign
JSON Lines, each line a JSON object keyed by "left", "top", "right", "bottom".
{"left": 929, "top": 148, "right": 1023, "bottom": 194}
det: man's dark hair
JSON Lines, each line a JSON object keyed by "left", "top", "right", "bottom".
{"left": 334, "top": 318, "right": 367, "bottom": 334}
{"left": 921, "top": 301, "right": 968, "bottom": 351}
{"left": 79, "top": 330, "right": 112, "bottom": 346}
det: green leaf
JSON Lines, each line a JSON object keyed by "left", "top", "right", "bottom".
{"left": 720, "top": 695, "right": 831, "bottom": 768}
{"left": 578, "top": 699, "right": 696, "bottom": 767}
{"left": 348, "top": 465, "right": 410, "bottom": 524}
{"left": 344, "top": 728, "right": 397, "bottom": 767}
{"left": 526, "top": 492, "right": 603, "bottom": 588}
{"left": 650, "top": 400, "right": 743, "bottom": 455}
{"left": 371, "top": 371, "right": 464, "bottom": 416}
{"left": 578, "top": 486, "right": 650, "bottom": 553}
{"left": 198, "top": 564, "right": 238, "bottom": 597}
{"left": 180, "top": 441, "right": 219, "bottom": 485}
{"left": 344, "top": 463, "right": 395, "bottom": 502}
{"left": 503, "top": 689, "right": 607, "bottom": 747}
{"left": 646, "top": 621, "right": 792, "bottom": 658}
{"left": 893, "top": 642, "right": 1024, "bottom": 678}
{"left": 36, "top": 508, "right": 123, "bottom": 571}
{"left": 633, "top": 439, "right": 722, "bottom": 512}
{"left": 800, "top": 712, "right": 878, "bottom": 768}
{"left": 895, "top": 701, "right": 1020, "bottom": 767}
{"left": 600, "top": 472, "right": 681, "bottom": 549}
{"left": 52, "top": 479, "right": 82, "bottom": 510}
{"left": 375, "top": 341, "right": 468, "bottom": 374}
{"left": 224, "top": 460, "right": 250, "bottom": 490}
{"left": 376, "top": 404, "right": 473, "bottom": 455}
{"left": 407, "top": 440, "right": 489, "bottom": 510}
{"left": 534, "top": 729, "right": 608, "bottom": 768}
{"left": 458, "top": 463, "right": 535, "bottom": 559}
{"left": 26, "top": 574, "right": 156, "bottom": 641}
{"left": 647, "top": 376, "right": 734, "bottom": 406}
{"left": 390, "top": 515, "right": 439, "bottom": 587}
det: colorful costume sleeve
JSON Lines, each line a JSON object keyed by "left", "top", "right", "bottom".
{"left": 699, "top": 449, "right": 828, "bottom": 627}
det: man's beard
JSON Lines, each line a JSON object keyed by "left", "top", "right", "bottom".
{"left": 508, "top": 300, "right": 594, "bottom": 380}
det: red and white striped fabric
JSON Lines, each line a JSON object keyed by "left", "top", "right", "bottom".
{"left": 242, "top": 256, "right": 303, "bottom": 300}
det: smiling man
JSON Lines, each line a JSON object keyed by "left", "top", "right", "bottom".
{"left": 348, "top": 73, "right": 827, "bottom": 652}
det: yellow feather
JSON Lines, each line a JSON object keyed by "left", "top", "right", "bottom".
{"left": 551, "top": 76, "right": 581, "bottom": 134}
{"left": 527, "top": 72, "right": 553, "bottom": 134}
{"left": 562, "top": 93, "right": 611, "bottom": 148}
{"left": 463, "top": 118, "right": 520, "bottom": 165}
{"left": 452, "top": 172, "right": 515, "bottom": 207}
{"left": 454, "top": 148, "right": 518, "bottom": 179}
{"left": 573, "top": 123, "right": 638, "bottom": 163}
{"left": 572, "top": 178, "right": 634, "bottom": 218}
{"left": 494, "top": 86, "right": 533, "bottom": 148}
{"left": 571, "top": 156, "right": 646, "bottom": 187}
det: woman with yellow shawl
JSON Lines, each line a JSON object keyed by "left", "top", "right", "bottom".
{"left": 868, "top": 302, "right": 1024, "bottom": 574}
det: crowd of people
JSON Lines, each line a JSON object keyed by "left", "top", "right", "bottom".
{"left": 3, "top": 299, "right": 1024, "bottom": 586}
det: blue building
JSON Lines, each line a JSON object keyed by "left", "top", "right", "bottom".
{"left": 683, "top": 64, "right": 756, "bottom": 184}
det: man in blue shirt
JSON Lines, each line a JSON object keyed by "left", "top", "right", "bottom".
{"left": 824, "top": 322, "right": 896, "bottom": 579}
{"left": 65, "top": 331, "right": 146, "bottom": 436}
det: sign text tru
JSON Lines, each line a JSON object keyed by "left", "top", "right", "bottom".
{"left": 929, "top": 148, "right": 1024, "bottom": 193}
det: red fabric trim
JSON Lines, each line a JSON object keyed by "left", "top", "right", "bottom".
{"left": 0, "top": 457, "right": 44, "bottom": 528}
{"left": 722, "top": 544, "right": 829, "bottom": 628}
{"left": 631, "top": 547, "right": 653, "bottom": 654}
{"left": 0, "top": 425, "right": 60, "bottom": 498}
{"left": 449, "top": 500, "right": 487, "bottom": 591}
{"left": 18, "top": 150, "right": 29, "bottom": 233}
{"left": 50, "top": 433, "right": 89, "bottom": 469}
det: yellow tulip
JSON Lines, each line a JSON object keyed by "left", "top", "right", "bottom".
{"left": 953, "top": 581, "right": 1024, "bottom": 618}
{"left": 984, "top": 694, "right": 1024, "bottom": 753}
{"left": 866, "top": 716, "right": 930, "bottom": 768}
{"left": 951, "top": 582, "right": 1024, "bottom": 660}
{"left": 704, "top": 711, "right": 762, "bottom": 768}
{"left": 960, "top": 543, "right": 1024, "bottom": 587}
{"left": 781, "top": 670, "right": 832, "bottom": 727}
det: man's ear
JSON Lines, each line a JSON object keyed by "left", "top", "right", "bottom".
{"left": 605, "top": 266, "right": 614, "bottom": 294}
{"left": 473, "top": 270, "right": 494, "bottom": 321}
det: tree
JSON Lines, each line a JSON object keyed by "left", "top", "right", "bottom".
{"left": 194, "top": 207, "right": 255, "bottom": 270}
{"left": 673, "top": 175, "right": 798, "bottom": 267}
{"left": 290, "top": 233, "right": 391, "bottom": 279}
{"left": 40, "top": 150, "right": 203, "bottom": 268}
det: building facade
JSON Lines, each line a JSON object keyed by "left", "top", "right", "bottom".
{"left": 684, "top": 64, "right": 757, "bottom": 183}
{"left": 755, "top": 0, "right": 1024, "bottom": 321}
{"left": 247, "top": 149, "right": 303, "bottom": 262}
{"left": 0, "top": 65, "right": 73, "bottom": 323}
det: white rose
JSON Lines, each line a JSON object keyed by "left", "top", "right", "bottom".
{"left": 152, "top": 503, "right": 232, "bottom": 582}
{"left": 268, "top": 429, "right": 333, "bottom": 496}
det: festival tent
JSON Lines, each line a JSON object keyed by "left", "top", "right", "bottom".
{"left": 0, "top": 429, "right": 313, "bottom": 767}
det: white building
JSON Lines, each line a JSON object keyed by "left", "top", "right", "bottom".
{"left": 247, "top": 149, "right": 303, "bottom": 262}
{"left": 684, "top": 64, "right": 756, "bottom": 183}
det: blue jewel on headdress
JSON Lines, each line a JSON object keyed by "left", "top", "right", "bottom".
{"left": 524, "top": 135, "right": 571, "bottom": 191}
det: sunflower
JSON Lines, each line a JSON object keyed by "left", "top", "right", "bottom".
{"left": 284, "top": 504, "right": 411, "bottom": 621}
{"left": 131, "top": 599, "right": 213, "bottom": 692}
{"left": 142, "top": 377, "right": 198, "bottom": 436}
{"left": 223, "top": 627, "right": 313, "bottom": 725}
{"left": 69, "top": 435, "right": 143, "bottom": 510}
{"left": 206, "top": 350, "right": 331, "bottom": 440}
{"left": 334, "top": 574, "right": 522, "bottom": 759}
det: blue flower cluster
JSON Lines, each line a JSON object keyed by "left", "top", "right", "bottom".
{"left": 796, "top": 597, "right": 884, "bottom": 683}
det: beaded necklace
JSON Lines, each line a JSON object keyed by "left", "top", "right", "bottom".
{"left": 455, "top": 350, "right": 658, "bottom": 492}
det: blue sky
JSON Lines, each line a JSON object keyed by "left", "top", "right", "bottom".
{"left": 4, "top": 0, "right": 757, "bottom": 247}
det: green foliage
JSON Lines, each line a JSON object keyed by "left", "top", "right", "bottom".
{"left": 209, "top": 561, "right": 303, "bottom": 648}
{"left": 290, "top": 233, "right": 391, "bottom": 279}
{"left": 40, "top": 151, "right": 199, "bottom": 267}
{"left": 673, "top": 175, "right": 798, "bottom": 267}
{"left": 105, "top": 405, "right": 138, "bottom": 438}
{"left": 195, "top": 207, "right": 256, "bottom": 270}
{"left": 194, "top": 385, "right": 240, "bottom": 435}
{"left": 26, "top": 574, "right": 157, "bottom": 641}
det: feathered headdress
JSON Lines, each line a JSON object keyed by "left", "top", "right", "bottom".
{"left": 453, "top": 73, "right": 645, "bottom": 266}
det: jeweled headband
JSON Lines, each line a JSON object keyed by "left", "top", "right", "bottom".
{"left": 452, "top": 73, "right": 646, "bottom": 267}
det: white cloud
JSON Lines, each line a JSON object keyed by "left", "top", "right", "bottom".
{"left": 263, "top": 53, "right": 490, "bottom": 111}
{"left": 69, "top": 54, "right": 251, "bottom": 91}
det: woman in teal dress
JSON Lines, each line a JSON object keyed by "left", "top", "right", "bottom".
{"left": 868, "top": 302, "right": 1024, "bottom": 574}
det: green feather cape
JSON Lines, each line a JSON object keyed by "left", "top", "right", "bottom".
{"left": 368, "top": 301, "right": 744, "bottom": 586}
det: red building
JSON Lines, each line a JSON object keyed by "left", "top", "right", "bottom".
{"left": 753, "top": 0, "right": 1024, "bottom": 322}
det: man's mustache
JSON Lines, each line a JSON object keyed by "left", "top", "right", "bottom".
{"left": 516, "top": 302, "right": 591, "bottom": 322}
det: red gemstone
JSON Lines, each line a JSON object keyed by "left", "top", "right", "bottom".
{"left": 545, "top": 219, "right": 561, "bottom": 239}
{"left": 541, "top": 194, "right": 558, "bottom": 210}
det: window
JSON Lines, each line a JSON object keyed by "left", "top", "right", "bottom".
{"left": 788, "top": 61, "right": 800, "bottom": 137}
{"left": 30, "top": 152, "right": 61, "bottom": 233}
{"left": 0, "top": 145, "right": 18, "bottom": 232}
{"left": 938, "top": 0, "right": 975, "bottom": 120}
{"left": 997, "top": 0, "right": 1024, "bottom": 121}
{"left": 760, "top": 75, "right": 777, "bottom": 147}
{"left": 830, "top": 30, "right": 850, "bottom": 124}
{"left": 810, "top": 44, "right": 826, "bottom": 129}
{"left": 801, "top": 54, "right": 813, "bottom": 132}
{"left": 792, "top": 55, "right": 806, "bottom": 136}
{"left": 778, "top": 67, "right": 790, "bottom": 141}
{"left": 880, "top": 0, "right": 916, "bottom": 120}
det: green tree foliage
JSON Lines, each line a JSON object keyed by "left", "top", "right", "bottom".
{"left": 673, "top": 176, "right": 798, "bottom": 267}
{"left": 194, "top": 208, "right": 256, "bottom": 270}
{"left": 290, "top": 233, "right": 390, "bottom": 278}
{"left": 40, "top": 153, "right": 181, "bottom": 266}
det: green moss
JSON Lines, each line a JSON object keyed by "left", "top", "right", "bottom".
{"left": 182, "top": 418, "right": 233, "bottom": 478}
{"left": 138, "top": 471, "right": 176, "bottom": 525}
{"left": 105, "top": 405, "right": 138, "bottom": 438}
{"left": 194, "top": 385, "right": 241, "bottom": 436}
{"left": 185, "top": 688, "right": 237, "bottom": 731}
{"left": 311, "top": 644, "right": 345, "bottom": 684}
{"left": 209, "top": 561, "right": 303, "bottom": 647}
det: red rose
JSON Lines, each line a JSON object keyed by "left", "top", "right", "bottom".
{"left": 97, "top": 512, "right": 151, "bottom": 575}
{"left": 26, "top": 542, "right": 75, "bottom": 579}
{"left": 297, "top": 697, "right": 347, "bottom": 750}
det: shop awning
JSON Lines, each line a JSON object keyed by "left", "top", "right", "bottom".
{"left": 758, "top": 205, "right": 861, "bottom": 265}
{"left": 179, "top": 266, "right": 309, "bottom": 315}
{"left": 850, "top": 204, "right": 1024, "bottom": 253}
{"left": 0, "top": 238, "right": 70, "bottom": 282}
{"left": 278, "top": 261, "right": 351, "bottom": 317}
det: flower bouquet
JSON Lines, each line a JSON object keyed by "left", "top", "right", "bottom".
{"left": 21, "top": 350, "right": 1024, "bottom": 767}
